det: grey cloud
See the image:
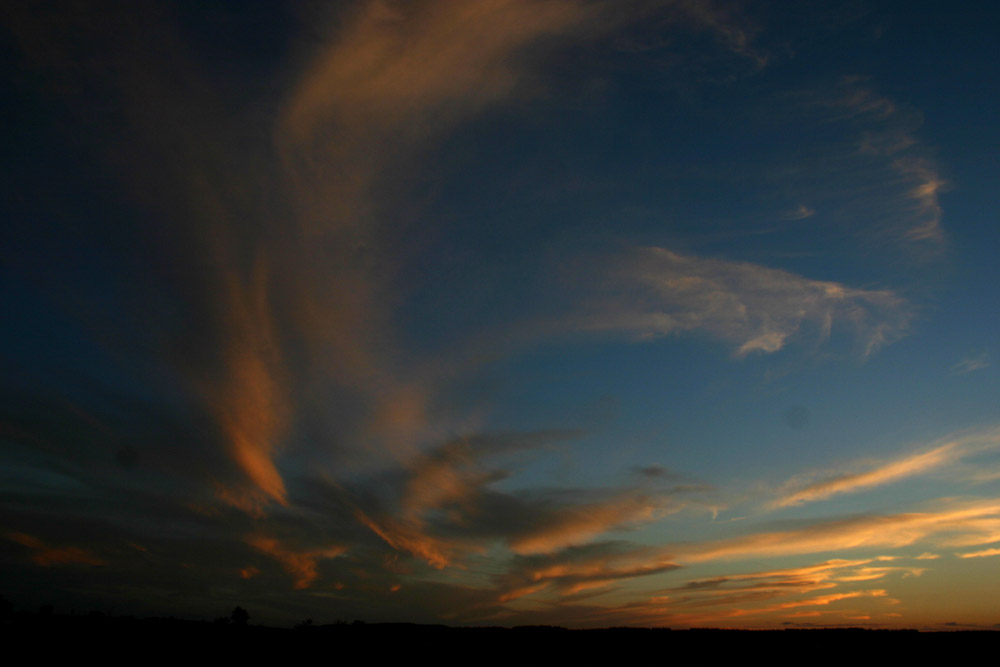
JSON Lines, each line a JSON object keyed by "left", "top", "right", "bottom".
{"left": 582, "top": 246, "right": 911, "bottom": 357}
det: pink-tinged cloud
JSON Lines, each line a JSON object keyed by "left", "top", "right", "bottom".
{"left": 7, "top": 532, "right": 106, "bottom": 567}
{"left": 246, "top": 535, "right": 346, "bottom": 589}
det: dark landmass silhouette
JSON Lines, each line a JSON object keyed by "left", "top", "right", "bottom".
{"left": 2, "top": 601, "right": 996, "bottom": 660}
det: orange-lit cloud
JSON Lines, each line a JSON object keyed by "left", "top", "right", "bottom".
{"left": 281, "top": 0, "right": 593, "bottom": 145}
{"left": 266, "top": 0, "right": 610, "bottom": 465}
{"left": 7, "top": 532, "right": 106, "bottom": 567}
{"left": 354, "top": 509, "right": 459, "bottom": 569}
{"left": 774, "top": 443, "right": 960, "bottom": 508}
{"left": 351, "top": 433, "right": 672, "bottom": 570}
{"left": 680, "top": 498, "right": 1000, "bottom": 564}
{"left": 894, "top": 156, "right": 946, "bottom": 243}
{"left": 746, "top": 589, "right": 888, "bottom": 616}
{"left": 772, "top": 426, "right": 1000, "bottom": 508}
{"left": 401, "top": 438, "right": 504, "bottom": 520}
{"left": 957, "top": 547, "right": 1000, "bottom": 559}
{"left": 655, "top": 556, "right": 923, "bottom": 624}
{"left": 247, "top": 535, "right": 346, "bottom": 589}
{"left": 210, "top": 258, "right": 290, "bottom": 513}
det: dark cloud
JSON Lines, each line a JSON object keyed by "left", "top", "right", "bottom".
{"left": 496, "top": 541, "right": 680, "bottom": 602}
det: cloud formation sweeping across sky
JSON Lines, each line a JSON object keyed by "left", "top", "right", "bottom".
{"left": 2, "top": 0, "right": 998, "bottom": 629}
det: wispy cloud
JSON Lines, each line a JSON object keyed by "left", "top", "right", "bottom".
{"left": 673, "top": 0, "right": 768, "bottom": 67}
{"left": 814, "top": 78, "right": 947, "bottom": 246}
{"left": 672, "top": 557, "right": 921, "bottom": 595}
{"left": 952, "top": 352, "right": 990, "bottom": 375}
{"left": 773, "top": 443, "right": 960, "bottom": 508}
{"left": 771, "top": 426, "right": 1000, "bottom": 508}
{"left": 342, "top": 431, "right": 674, "bottom": 568}
{"left": 583, "top": 246, "right": 911, "bottom": 357}
{"left": 957, "top": 547, "right": 1000, "bottom": 559}
{"left": 680, "top": 498, "right": 1000, "bottom": 564}
{"left": 497, "top": 541, "right": 680, "bottom": 602}
{"left": 7, "top": 532, "right": 107, "bottom": 567}
{"left": 507, "top": 493, "right": 667, "bottom": 555}
{"left": 354, "top": 508, "right": 463, "bottom": 569}
{"left": 781, "top": 204, "right": 816, "bottom": 220}
{"left": 246, "top": 534, "right": 346, "bottom": 589}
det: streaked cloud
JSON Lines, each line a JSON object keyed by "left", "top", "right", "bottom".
{"left": 673, "top": 557, "right": 920, "bottom": 594}
{"left": 772, "top": 426, "right": 1000, "bottom": 508}
{"left": 680, "top": 498, "right": 1000, "bottom": 564}
{"left": 354, "top": 508, "right": 461, "bottom": 569}
{"left": 340, "top": 431, "right": 676, "bottom": 568}
{"left": 822, "top": 79, "right": 947, "bottom": 246}
{"left": 773, "top": 443, "right": 960, "bottom": 508}
{"left": 497, "top": 541, "right": 680, "bottom": 602}
{"left": 893, "top": 156, "right": 946, "bottom": 242}
{"left": 584, "top": 246, "right": 911, "bottom": 357}
{"left": 957, "top": 547, "right": 1000, "bottom": 559}
{"left": 673, "top": 0, "right": 767, "bottom": 67}
{"left": 246, "top": 534, "right": 347, "bottom": 589}
{"left": 7, "top": 532, "right": 106, "bottom": 567}
{"left": 281, "top": 0, "right": 594, "bottom": 144}
{"left": 952, "top": 352, "right": 990, "bottom": 375}
{"left": 507, "top": 493, "right": 666, "bottom": 555}
{"left": 768, "top": 77, "right": 948, "bottom": 251}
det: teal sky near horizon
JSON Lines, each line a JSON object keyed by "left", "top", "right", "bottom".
{"left": 2, "top": 1, "right": 998, "bottom": 628}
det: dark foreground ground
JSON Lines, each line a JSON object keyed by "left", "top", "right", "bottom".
{"left": 5, "top": 614, "right": 997, "bottom": 660}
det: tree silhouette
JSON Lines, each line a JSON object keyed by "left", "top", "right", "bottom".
{"left": 231, "top": 606, "right": 249, "bottom": 626}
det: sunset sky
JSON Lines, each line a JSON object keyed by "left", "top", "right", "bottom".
{"left": 2, "top": 0, "right": 998, "bottom": 628}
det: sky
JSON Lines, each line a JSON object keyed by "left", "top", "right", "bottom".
{"left": 1, "top": 0, "right": 998, "bottom": 629}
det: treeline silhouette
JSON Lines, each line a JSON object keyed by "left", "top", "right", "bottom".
{"left": 1, "top": 594, "right": 994, "bottom": 660}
